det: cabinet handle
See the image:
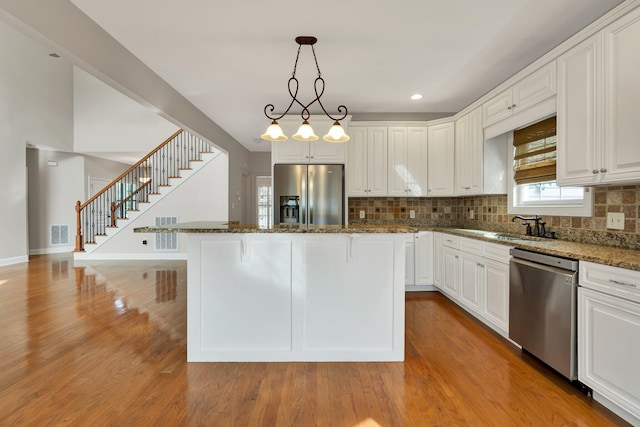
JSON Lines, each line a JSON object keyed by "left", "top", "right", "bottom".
{"left": 306, "top": 156, "right": 309, "bottom": 159}
{"left": 512, "top": 104, "right": 517, "bottom": 108}
{"left": 455, "top": 255, "right": 459, "bottom": 259}
{"left": 600, "top": 168, "right": 607, "bottom": 173}
{"left": 464, "top": 186, "right": 471, "bottom": 190}
{"left": 507, "top": 106, "right": 512, "bottom": 110}
{"left": 477, "top": 263, "right": 485, "bottom": 268}
{"left": 446, "top": 239, "right": 453, "bottom": 243}
{"left": 609, "top": 279, "right": 637, "bottom": 288}
{"left": 310, "top": 156, "right": 314, "bottom": 159}
{"left": 592, "top": 170, "right": 599, "bottom": 174}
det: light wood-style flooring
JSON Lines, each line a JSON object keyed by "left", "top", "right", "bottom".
{"left": 0, "top": 254, "right": 629, "bottom": 426}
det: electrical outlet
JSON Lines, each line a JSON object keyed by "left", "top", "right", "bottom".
{"left": 607, "top": 212, "right": 625, "bottom": 230}
{"left": 469, "top": 209, "right": 474, "bottom": 220}
{"left": 359, "top": 210, "right": 365, "bottom": 219}
{"left": 409, "top": 210, "right": 415, "bottom": 219}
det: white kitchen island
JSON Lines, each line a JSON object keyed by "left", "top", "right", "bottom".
{"left": 134, "top": 222, "right": 416, "bottom": 362}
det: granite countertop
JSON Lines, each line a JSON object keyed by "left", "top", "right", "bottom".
{"left": 438, "top": 227, "right": 640, "bottom": 272}
{"left": 133, "top": 221, "right": 419, "bottom": 234}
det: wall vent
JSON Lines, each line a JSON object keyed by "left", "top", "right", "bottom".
{"left": 50, "top": 224, "right": 70, "bottom": 245}
{"left": 155, "top": 216, "right": 178, "bottom": 251}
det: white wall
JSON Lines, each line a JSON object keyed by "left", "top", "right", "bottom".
{"left": 74, "top": 67, "right": 179, "bottom": 162}
{"left": 0, "top": 20, "right": 73, "bottom": 265}
{"left": 0, "top": 0, "right": 249, "bottom": 224}
{"left": 26, "top": 149, "right": 84, "bottom": 254}
{"left": 90, "top": 153, "right": 228, "bottom": 258}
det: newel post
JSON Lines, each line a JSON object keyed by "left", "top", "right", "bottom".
{"left": 74, "top": 201, "right": 84, "bottom": 252}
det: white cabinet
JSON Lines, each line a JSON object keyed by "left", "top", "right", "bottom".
{"left": 558, "top": 8, "right": 640, "bottom": 186}
{"left": 347, "top": 127, "right": 388, "bottom": 196}
{"left": 427, "top": 122, "right": 455, "bottom": 196}
{"left": 433, "top": 232, "right": 443, "bottom": 290}
{"left": 579, "top": 288, "right": 640, "bottom": 422}
{"left": 387, "top": 127, "right": 428, "bottom": 197}
{"left": 482, "top": 259, "right": 509, "bottom": 332}
{"left": 459, "top": 252, "right": 483, "bottom": 315}
{"left": 483, "top": 62, "right": 557, "bottom": 128}
{"left": 272, "top": 139, "right": 345, "bottom": 164}
{"left": 437, "top": 234, "right": 511, "bottom": 335}
{"left": 455, "top": 107, "right": 484, "bottom": 195}
{"left": 414, "top": 231, "right": 434, "bottom": 285}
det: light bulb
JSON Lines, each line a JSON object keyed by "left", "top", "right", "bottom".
{"left": 323, "top": 121, "right": 350, "bottom": 143}
{"left": 292, "top": 120, "right": 319, "bottom": 141}
{"left": 260, "top": 120, "right": 287, "bottom": 141}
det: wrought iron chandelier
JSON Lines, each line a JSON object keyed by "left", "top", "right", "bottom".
{"left": 261, "top": 36, "right": 350, "bottom": 143}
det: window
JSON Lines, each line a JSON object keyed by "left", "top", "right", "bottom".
{"left": 509, "top": 116, "right": 592, "bottom": 217}
{"left": 256, "top": 176, "right": 272, "bottom": 228}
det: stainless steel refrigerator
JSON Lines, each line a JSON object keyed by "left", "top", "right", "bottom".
{"left": 273, "top": 164, "right": 344, "bottom": 226}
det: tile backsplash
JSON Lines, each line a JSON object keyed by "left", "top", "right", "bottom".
{"left": 348, "top": 185, "right": 640, "bottom": 249}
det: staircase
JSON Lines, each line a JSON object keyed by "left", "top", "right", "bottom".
{"left": 74, "top": 129, "right": 219, "bottom": 257}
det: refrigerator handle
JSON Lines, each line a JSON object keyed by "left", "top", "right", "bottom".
{"left": 300, "top": 173, "right": 306, "bottom": 225}
{"left": 308, "top": 169, "right": 314, "bottom": 225}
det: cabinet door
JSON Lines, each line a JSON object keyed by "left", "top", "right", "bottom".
{"left": 459, "top": 253, "right": 482, "bottom": 315}
{"left": 557, "top": 34, "right": 603, "bottom": 186}
{"left": 387, "top": 127, "right": 409, "bottom": 196}
{"left": 406, "top": 127, "right": 429, "bottom": 197}
{"left": 433, "top": 233, "right": 443, "bottom": 289}
{"left": 442, "top": 247, "right": 460, "bottom": 300}
{"left": 367, "top": 127, "right": 388, "bottom": 196}
{"left": 415, "top": 231, "right": 434, "bottom": 285}
{"left": 271, "top": 140, "right": 310, "bottom": 163}
{"left": 455, "top": 107, "right": 483, "bottom": 195}
{"left": 405, "top": 236, "right": 415, "bottom": 286}
{"left": 427, "top": 122, "right": 455, "bottom": 196}
{"left": 579, "top": 288, "right": 640, "bottom": 420}
{"left": 483, "top": 259, "right": 509, "bottom": 333}
{"left": 309, "top": 140, "right": 345, "bottom": 163}
{"left": 347, "top": 127, "right": 368, "bottom": 196}
{"left": 603, "top": 8, "right": 640, "bottom": 183}
{"left": 512, "top": 61, "right": 557, "bottom": 112}
{"left": 483, "top": 90, "right": 513, "bottom": 127}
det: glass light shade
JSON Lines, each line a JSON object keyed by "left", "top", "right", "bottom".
{"left": 260, "top": 120, "right": 288, "bottom": 141}
{"left": 323, "top": 121, "right": 350, "bottom": 143}
{"left": 292, "top": 120, "right": 319, "bottom": 141}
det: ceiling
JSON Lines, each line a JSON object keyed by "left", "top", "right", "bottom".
{"left": 70, "top": 0, "right": 625, "bottom": 153}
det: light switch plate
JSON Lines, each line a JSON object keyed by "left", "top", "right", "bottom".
{"left": 409, "top": 210, "right": 415, "bottom": 219}
{"left": 469, "top": 209, "right": 474, "bottom": 220}
{"left": 359, "top": 210, "right": 365, "bottom": 219}
{"left": 607, "top": 212, "right": 625, "bottom": 230}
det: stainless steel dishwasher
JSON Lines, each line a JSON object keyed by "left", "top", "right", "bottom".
{"left": 509, "top": 248, "right": 579, "bottom": 380}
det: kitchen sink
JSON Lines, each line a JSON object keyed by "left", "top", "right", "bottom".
{"left": 455, "top": 229, "right": 527, "bottom": 242}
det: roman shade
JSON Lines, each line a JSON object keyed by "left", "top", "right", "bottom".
{"left": 513, "top": 116, "right": 557, "bottom": 185}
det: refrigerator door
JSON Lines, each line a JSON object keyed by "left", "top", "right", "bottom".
{"left": 273, "top": 164, "right": 307, "bottom": 225}
{"left": 307, "top": 164, "right": 344, "bottom": 225}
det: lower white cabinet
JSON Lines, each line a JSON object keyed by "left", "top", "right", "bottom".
{"left": 437, "top": 234, "right": 511, "bottom": 335}
{"left": 482, "top": 259, "right": 509, "bottom": 332}
{"left": 405, "top": 231, "right": 435, "bottom": 288}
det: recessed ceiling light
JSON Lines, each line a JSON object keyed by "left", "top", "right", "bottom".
{"left": 410, "top": 94, "right": 423, "bottom": 100}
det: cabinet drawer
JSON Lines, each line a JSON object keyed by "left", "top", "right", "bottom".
{"left": 460, "top": 237, "right": 483, "bottom": 255}
{"left": 483, "top": 242, "right": 512, "bottom": 264}
{"left": 442, "top": 234, "right": 460, "bottom": 249}
{"left": 580, "top": 261, "right": 640, "bottom": 302}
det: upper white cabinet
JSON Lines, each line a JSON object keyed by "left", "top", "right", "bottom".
{"left": 387, "top": 127, "right": 429, "bottom": 197}
{"left": 558, "top": 7, "right": 640, "bottom": 186}
{"left": 455, "top": 107, "right": 484, "bottom": 195}
{"left": 483, "top": 62, "right": 557, "bottom": 128}
{"left": 347, "top": 126, "right": 388, "bottom": 196}
{"left": 427, "top": 122, "right": 455, "bottom": 196}
{"left": 272, "top": 139, "right": 345, "bottom": 164}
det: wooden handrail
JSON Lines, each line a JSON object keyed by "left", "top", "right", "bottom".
{"left": 110, "top": 179, "right": 152, "bottom": 226}
{"left": 79, "top": 129, "right": 184, "bottom": 210}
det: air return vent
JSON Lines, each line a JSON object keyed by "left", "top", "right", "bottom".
{"left": 50, "top": 224, "right": 69, "bottom": 245}
{"left": 155, "top": 216, "right": 178, "bottom": 251}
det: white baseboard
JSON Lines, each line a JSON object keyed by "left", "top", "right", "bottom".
{"left": 29, "top": 246, "right": 73, "bottom": 255}
{"left": 0, "top": 255, "right": 29, "bottom": 266}
{"left": 593, "top": 391, "right": 640, "bottom": 426}
{"left": 405, "top": 284, "right": 438, "bottom": 292}
{"left": 73, "top": 252, "right": 188, "bottom": 261}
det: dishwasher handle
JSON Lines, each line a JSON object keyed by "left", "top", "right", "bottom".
{"left": 510, "top": 256, "right": 578, "bottom": 282}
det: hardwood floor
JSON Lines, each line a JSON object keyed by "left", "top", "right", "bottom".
{"left": 0, "top": 254, "right": 629, "bottom": 426}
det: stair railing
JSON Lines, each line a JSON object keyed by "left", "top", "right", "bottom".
{"left": 74, "top": 129, "right": 213, "bottom": 252}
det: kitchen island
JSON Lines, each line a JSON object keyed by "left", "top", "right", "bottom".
{"left": 134, "top": 222, "right": 417, "bottom": 362}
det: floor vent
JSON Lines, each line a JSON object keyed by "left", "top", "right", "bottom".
{"left": 155, "top": 216, "right": 178, "bottom": 251}
{"left": 50, "top": 224, "right": 70, "bottom": 245}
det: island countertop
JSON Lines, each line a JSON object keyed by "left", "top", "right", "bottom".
{"left": 133, "top": 221, "right": 418, "bottom": 234}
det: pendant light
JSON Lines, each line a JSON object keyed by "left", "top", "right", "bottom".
{"left": 261, "top": 36, "right": 349, "bottom": 143}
